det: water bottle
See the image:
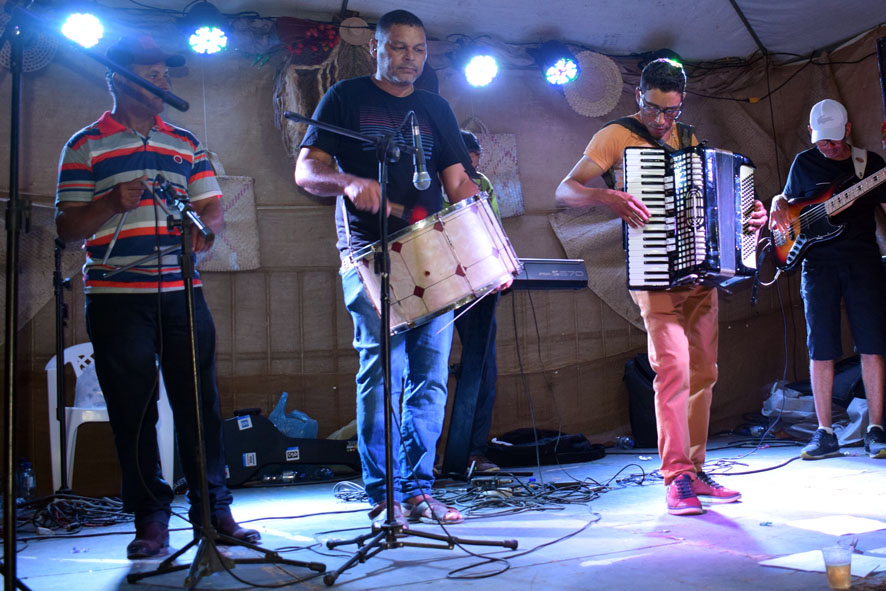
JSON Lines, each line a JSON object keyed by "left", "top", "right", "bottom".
{"left": 615, "top": 436, "right": 636, "bottom": 449}
{"left": 16, "top": 459, "right": 36, "bottom": 505}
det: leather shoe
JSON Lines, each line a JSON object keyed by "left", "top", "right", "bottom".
{"left": 191, "top": 510, "right": 262, "bottom": 545}
{"left": 126, "top": 521, "right": 169, "bottom": 560}
{"left": 214, "top": 512, "right": 261, "bottom": 544}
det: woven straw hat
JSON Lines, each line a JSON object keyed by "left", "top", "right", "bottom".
{"left": 339, "top": 17, "right": 374, "bottom": 46}
{"left": 564, "top": 51, "right": 623, "bottom": 118}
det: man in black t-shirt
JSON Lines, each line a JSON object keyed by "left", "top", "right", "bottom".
{"left": 770, "top": 99, "right": 886, "bottom": 460}
{"left": 295, "top": 10, "right": 481, "bottom": 528}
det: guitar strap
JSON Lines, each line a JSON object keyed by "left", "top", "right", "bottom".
{"left": 850, "top": 145, "right": 867, "bottom": 180}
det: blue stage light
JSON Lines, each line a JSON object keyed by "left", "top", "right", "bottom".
{"left": 464, "top": 54, "right": 498, "bottom": 87}
{"left": 62, "top": 12, "right": 103, "bottom": 48}
{"left": 184, "top": 2, "right": 227, "bottom": 54}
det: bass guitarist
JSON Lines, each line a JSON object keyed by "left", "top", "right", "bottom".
{"left": 769, "top": 99, "right": 886, "bottom": 460}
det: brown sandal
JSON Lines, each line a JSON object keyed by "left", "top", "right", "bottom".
{"left": 368, "top": 500, "right": 409, "bottom": 530}
{"left": 403, "top": 494, "right": 464, "bottom": 524}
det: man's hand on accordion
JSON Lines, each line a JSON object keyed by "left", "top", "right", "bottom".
{"left": 745, "top": 200, "right": 768, "bottom": 234}
{"left": 604, "top": 189, "right": 651, "bottom": 229}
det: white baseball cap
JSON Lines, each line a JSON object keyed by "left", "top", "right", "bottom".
{"left": 809, "top": 99, "right": 848, "bottom": 143}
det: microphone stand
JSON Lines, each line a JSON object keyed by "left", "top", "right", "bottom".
{"left": 284, "top": 111, "right": 517, "bottom": 587}
{"left": 53, "top": 240, "right": 72, "bottom": 492}
{"left": 1, "top": 6, "right": 189, "bottom": 589}
{"left": 126, "top": 186, "right": 325, "bottom": 588}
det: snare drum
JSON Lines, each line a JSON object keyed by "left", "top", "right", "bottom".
{"left": 352, "top": 195, "right": 521, "bottom": 334}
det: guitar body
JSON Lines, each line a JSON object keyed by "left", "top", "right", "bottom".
{"left": 772, "top": 180, "right": 846, "bottom": 270}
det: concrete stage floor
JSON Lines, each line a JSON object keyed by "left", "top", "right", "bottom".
{"left": 10, "top": 436, "right": 886, "bottom": 590}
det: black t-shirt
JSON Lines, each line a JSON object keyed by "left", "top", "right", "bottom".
{"left": 783, "top": 147, "right": 886, "bottom": 263}
{"left": 300, "top": 76, "right": 470, "bottom": 254}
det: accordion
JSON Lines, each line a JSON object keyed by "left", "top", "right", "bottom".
{"left": 623, "top": 145, "right": 758, "bottom": 290}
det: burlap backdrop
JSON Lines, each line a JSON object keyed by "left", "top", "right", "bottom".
{"left": 273, "top": 43, "right": 375, "bottom": 162}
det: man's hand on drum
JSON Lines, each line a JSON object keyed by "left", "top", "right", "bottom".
{"left": 603, "top": 189, "right": 649, "bottom": 229}
{"left": 492, "top": 277, "right": 513, "bottom": 294}
{"left": 344, "top": 176, "right": 391, "bottom": 217}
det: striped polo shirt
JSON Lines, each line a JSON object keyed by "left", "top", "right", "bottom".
{"left": 56, "top": 111, "right": 222, "bottom": 294}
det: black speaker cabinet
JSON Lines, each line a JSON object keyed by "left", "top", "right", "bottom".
{"left": 222, "top": 413, "right": 361, "bottom": 486}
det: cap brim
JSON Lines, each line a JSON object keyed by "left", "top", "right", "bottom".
{"left": 811, "top": 126, "right": 844, "bottom": 143}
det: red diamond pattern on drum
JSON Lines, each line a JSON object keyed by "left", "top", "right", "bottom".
{"left": 434, "top": 221, "right": 444, "bottom": 232}
{"left": 413, "top": 286, "right": 425, "bottom": 298}
{"left": 391, "top": 242, "right": 403, "bottom": 253}
{"left": 455, "top": 265, "right": 465, "bottom": 276}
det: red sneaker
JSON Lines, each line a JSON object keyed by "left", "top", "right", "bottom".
{"left": 693, "top": 471, "right": 741, "bottom": 503}
{"left": 666, "top": 474, "right": 703, "bottom": 515}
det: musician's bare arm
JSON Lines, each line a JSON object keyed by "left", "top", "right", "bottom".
{"left": 294, "top": 146, "right": 389, "bottom": 215}
{"left": 55, "top": 177, "right": 145, "bottom": 243}
{"left": 880, "top": 201, "right": 886, "bottom": 218}
{"left": 191, "top": 195, "right": 224, "bottom": 253}
{"left": 555, "top": 155, "right": 650, "bottom": 228}
{"left": 440, "top": 163, "right": 478, "bottom": 203}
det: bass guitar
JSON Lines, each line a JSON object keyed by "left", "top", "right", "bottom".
{"left": 772, "top": 167, "right": 886, "bottom": 270}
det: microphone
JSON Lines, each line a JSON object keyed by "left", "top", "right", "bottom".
{"left": 411, "top": 112, "right": 431, "bottom": 191}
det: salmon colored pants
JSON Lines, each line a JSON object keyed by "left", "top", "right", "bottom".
{"left": 631, "top": 285, "right": 718, "bottom": 485}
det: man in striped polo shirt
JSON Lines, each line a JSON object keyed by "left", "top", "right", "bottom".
{"left": 55, "top": 35, "right": 257, "bottom": 559}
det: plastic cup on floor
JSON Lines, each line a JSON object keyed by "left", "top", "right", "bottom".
{"left": 822, "top": 545, "right": 852, "bottom": 590}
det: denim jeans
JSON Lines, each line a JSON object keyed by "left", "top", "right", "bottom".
{"left": 86, "top": 290, "right": 233, "bottom": 524}
{"left": 341, "top": 266, "right": 453, "bottom": 504}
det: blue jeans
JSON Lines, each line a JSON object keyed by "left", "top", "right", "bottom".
{"left": 455, "top": 292, "right": 499, "bottom": 455}
{"left": 86, "top": 290, "right": 233, "bottom": 525}
{"left": 341, "top": 266, "right": 453, "bottom": 504}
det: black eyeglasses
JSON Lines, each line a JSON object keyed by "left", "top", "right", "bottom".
{"left": 638, "top": 95, "right": 682, "bottom": 120}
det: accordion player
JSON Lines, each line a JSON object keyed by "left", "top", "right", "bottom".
{"left": 623, "top": 145, "right": 759, "bottom": 290}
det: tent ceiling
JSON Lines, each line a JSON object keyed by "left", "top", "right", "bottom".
{"left": 95, "top": 0, "right": 885, "bottom": 61}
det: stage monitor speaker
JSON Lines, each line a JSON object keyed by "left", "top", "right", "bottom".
{"left": 222, "top": 412, "right": 360, "bottom": 487}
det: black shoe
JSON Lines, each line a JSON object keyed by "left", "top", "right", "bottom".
{"left": 126, "top": 521, "right": 169, "bottom": 560}
{"left": 801, "top": 428, "right": 841, "bottom": 460}
{"left": 863, "top": 426, "right": 886, "bottom": 459}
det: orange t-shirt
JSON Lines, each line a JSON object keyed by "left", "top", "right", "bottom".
{"left": 583, "top": 116, "right": 695, "bottom": 192}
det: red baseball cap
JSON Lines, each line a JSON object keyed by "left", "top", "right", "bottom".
{"left": 106, "top": 35, "right": 186, "bottom": 67}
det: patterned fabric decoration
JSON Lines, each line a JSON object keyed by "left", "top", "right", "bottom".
{"left": 196, "top": 175, "right": 261, "bottom": 272}
{"left": 461, "top": 117, "right": 525, "bottom": 218}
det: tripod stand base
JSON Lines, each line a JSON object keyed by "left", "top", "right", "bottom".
{"left": 322, "top": 522, "right": 518, "bottom": 586}
{"left": 126, "top": 531, "right": 326, "bottom": 589}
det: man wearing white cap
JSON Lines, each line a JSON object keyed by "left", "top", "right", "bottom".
{"left": 770, "top": 98, "right": 886, "bottom": 460}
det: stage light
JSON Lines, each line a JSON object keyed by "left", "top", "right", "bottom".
{"left": 530, "top": 41, "right": 579, "bottom": 86}
{"left": 62, "top": 12, "right": 103, "bottom": 48}
{"left": 184, "top": 1, "right": 227, "bottom": 54}
{"left": 464, "top": 54, "right": 498, "bottom": 87}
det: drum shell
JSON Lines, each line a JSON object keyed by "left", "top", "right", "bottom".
{"left": 352, "top": 195, "right": 521, "bottom": 334}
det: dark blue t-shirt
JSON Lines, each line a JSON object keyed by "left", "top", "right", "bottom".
{"left": 300, "top": 76, "right": 470, "bottom": 254}
{"left": 783, "top": 147, "right": 886, "bottom": 263}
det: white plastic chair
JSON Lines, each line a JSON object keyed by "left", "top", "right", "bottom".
{"left": 45, "top": 342, "right": 175, "bottom": 491}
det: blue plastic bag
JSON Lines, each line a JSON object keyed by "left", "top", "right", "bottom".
{"left": 268, "top": 392, "right": 318, "bottom": 439}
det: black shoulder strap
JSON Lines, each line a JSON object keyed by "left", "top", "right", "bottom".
{"left": 598, "top": 118, "right": 696, "bottom": 189}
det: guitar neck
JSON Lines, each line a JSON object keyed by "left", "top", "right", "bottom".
{"left": 825, "top": 167, "right": 886, "bottom": 216}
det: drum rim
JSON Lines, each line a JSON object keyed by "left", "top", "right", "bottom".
{"left": 389, "top": 272, "right": 512, "bottom": 335}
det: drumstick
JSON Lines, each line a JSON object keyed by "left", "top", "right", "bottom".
{"left": 101, "top": 210, "right": 129, "bottom": 265}
{"left": 434, "top": 288, "right": 496, "bottom": 335}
